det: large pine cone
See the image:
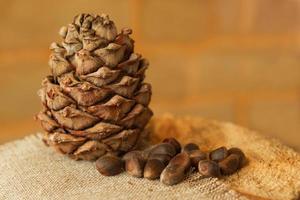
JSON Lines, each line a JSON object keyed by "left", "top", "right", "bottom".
{"left": 36, "top": 13, "right": 153, "bottom": 161}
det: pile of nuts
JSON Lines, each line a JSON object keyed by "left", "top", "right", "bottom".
{"left": 95, "top": 138, "right": 246, "bottom": 186}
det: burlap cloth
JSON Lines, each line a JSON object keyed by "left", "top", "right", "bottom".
{"left": 0, "top": 115, "right": 299, "bottom": 200}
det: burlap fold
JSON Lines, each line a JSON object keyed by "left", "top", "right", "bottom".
{"left": 0, "top": 115, "right": 299, "bottom": 200}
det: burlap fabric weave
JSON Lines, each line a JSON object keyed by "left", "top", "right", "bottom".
{"left": 0, "top": 115, "right": 299, "bottom": 200}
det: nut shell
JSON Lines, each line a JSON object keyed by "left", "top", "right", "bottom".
{"left": 182, "top": 143, "right": 199, "bottom": 153}
{"left": 198, "top": 160, "right": 221, "bottom": 177}
{"left": 219, "top": 154, "right": 240, "bottom": 175}
{"left": 144, "top": 159, "right": 165, "bottom": 180}
{"left": 162, "top": 137, "right": 181, "bottom": 153}
{"left": 122, "top": 150, "right": 145, "bottom": 161}
{"left": 149, "top": 143, "right": 177, "bottom": 157}
{"left": 228, "top": 147, "right": 246, "bottom": 168}
{"left": 148, "top": 153, "right": 172, "bottom": 165}
{"left": 209, "top": 146, "right": 228, "bottom": 162}
{"left": 189, "top": 150, "right": 207, "bottom": 167}
{"left": 96, "top": 154, "right": 124, "bottom": 176}
{"left": 124, "top": 152, "right": 146, "bottom": 178}
{"left": 160, "top": 152, "right": 191, "bottom": 186}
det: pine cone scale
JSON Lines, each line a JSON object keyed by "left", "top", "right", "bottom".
{"left": 69, "top": 122, "right": 123, "bottom": 140}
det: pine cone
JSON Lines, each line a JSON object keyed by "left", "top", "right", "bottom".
{"left": 37, "top": 13, "right": 153, "bottom": 161}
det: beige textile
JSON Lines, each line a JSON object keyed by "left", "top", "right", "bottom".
{"left": 0, "top": 115, "right": 299, "bottom": 200}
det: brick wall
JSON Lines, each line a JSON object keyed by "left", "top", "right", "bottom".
{"left": 0, "top": 0, "right": 299, "bottom": 151}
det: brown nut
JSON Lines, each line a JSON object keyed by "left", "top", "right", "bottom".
{"left": 182, "top": 143, "right": 199, "bottom": 153}
{"left": 144, "top": 159, "right": 166, "bottom": 180}
{"left": 209, "top": 146, "right": 228, "bottom": 162}
{"left": 124, "top": 152, "right": 146, "bottom": 178}
{"left": 148, "top": 153, "right": 172, "bottom": 165}
{"left": 149, "top": 143, "right": 177, "bottom": 157}
{"left": 122, "top": 150, "right": 145, "bottom": 161}
{"left": 162, "top": 137, "right": 181, "bottom": 153}
{"left": 125, "top": 157, "right": 145, "bottom": 178}
{"left": 189, "top": 150, "right": 207, "bottom": 167}
{"left": 96, "top": 154, "right": 124, "bottom": 176}
{"left": 219, "top": 154, "right": 240, "bottom": 175}
{"left": 228, "top": 147, "right": 246, "bottom": 168}
{"left": 160, "top": 152, "right": 191, "bottom": 186}
{"left": 198, "top": 160, "right": 221, "bottom": 177}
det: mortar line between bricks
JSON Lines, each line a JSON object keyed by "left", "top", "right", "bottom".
{"left": 129, "top": 0, "right": 142, "bottom": 44}
{"left": 186, "top": 89, "right": 300, "bottom": 97}
{"left": 207, "top": 1, "right": 217, "bottom": 34}
{"left": 152, "top": 91, "right": 300, "bottom": 105}
{"left": 138, "top": 34, "right": 300, "bottom": 53}
{"left": 239, "top": 0, "right": 256, "bottom": 33}
{"left": 0, "top": 33, "right": 299, "bottom": 63}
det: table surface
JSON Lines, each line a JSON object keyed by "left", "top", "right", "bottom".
{"left": 1, "top": 116, "right": 299, "bottom": 200}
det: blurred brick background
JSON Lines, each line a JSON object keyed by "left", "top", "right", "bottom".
{"left": 0, "top": 0, "right": 300, "bottom": 151}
